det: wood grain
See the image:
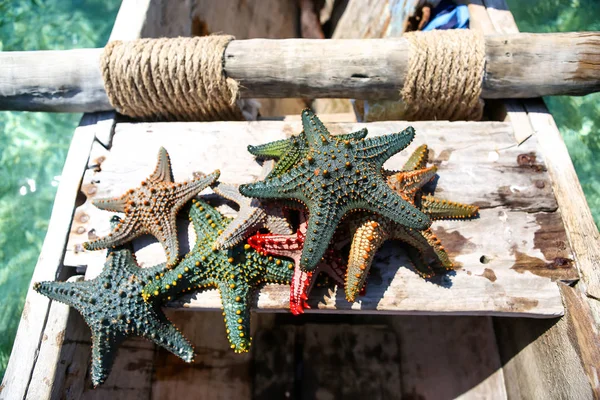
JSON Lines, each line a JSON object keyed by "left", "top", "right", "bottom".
{"left": 63, "top": 120, "right": 573, "bottom": 317}
{"left": 476, "top": 0, "right": 600, "bottom": 397}
{"left": 1, "top": 32, "right": 599, "bottom": 112}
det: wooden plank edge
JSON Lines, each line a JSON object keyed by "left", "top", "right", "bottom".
{"left": 524, "top": 100, "right": 600, "bottom": 299}
{"left": 0, "top": 121, "right": 96, "bottom": 400}
{"left": 480, "top": 0, "right": 600, "bottom": 396}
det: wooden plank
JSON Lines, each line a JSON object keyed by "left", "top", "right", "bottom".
{"left": 301, "top": 324, "right": 402, "bottom": 399}
{"left": 494, "top": 287, "right": 597, "bottom": 399}
{"left": 1, "top": 32, "right": 599, "bottom": 112}
{"left": 525, "top": 100, "right": 600, "bottom": 298}
{"left": 252, "top": 322, "right": 296, "bottom": 399}
{"left": 480, "top": 1, "right": 600, "bottom": 397}
{"left": 390, "top": 316, "right": 507, "bottom": 399}
{"left": 0, "top": 118, "right": 96, "bottom": 400}
{"left": 67, "top": 120, "right": 571, "bottom": 317}
{"left": 151, "top": 310, "right": 256, "bottom": 400}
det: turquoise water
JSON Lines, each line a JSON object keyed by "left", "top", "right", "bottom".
{"left": 0, "top": 0, "right": 120, "bottom": 379}
{"left": 0, "top": 0, "right": 598, "bottom": 382}
{"left": 507, "top": 0, "right": 600, "bottom": 226}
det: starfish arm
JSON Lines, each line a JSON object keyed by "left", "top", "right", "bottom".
{"left": 148, "top": 147, "right": 175, "bottom": 184}
{"left": 387, "top": 167, "right": 437, "bottom": 201}
{"left": 354, "top": 127, "right": 415, "bottom": 168}
{"left": 421, "top": 228, "right": 453, "bottom": 269}
{"left": 290, "top": 266, "right": 312, "bottom": 315}
{"left": 216, "top": 206, "right": 265, "bottom": 249}
{"left": 360, "top": 180, "right": 431, "bottom": 230}
{"left": 337, "top": 127, "right": 368, "bottom": 142}
{"left": 33, "top": 279, "right": 94, "bottom": 309}
{"left": 420, "top": 195, "right": 479, "bottom": 220}
{"left": 92, "top": 195, "right": 128, "bottom": 213}
{"left": 83, "top": 217, "right": 143, "bottom": 251}
{"left": 345, "top": 216, "right": 390, "bottom": 302}
{"left": 189, "top": 199, "right": 229, "bottom": 244}
{"left": 89, "top": 329, "right": 126, "bottom": 386}
{"left": 301, "top": 109, "right": 332, "bottom": 146}
{"left": 402, "top": 144, "right": 430, "bottom": 171}
{"left": 239, "top": 170, "right": 307, "bottom": 201}
{"left": 171, "top": 169, "right": 220, "bottom": 206}
{"left": 212, "top": 182, "right": 249, "bottom": 206}
{"left": 390, "top": 225, "right": 437, "bottom": 278}
{"left": 264, "top": 207, "right": 293, "bottom": 235}
{"left": 299, "top": 202, "right": 343, "bottom": 271}
{"left": 269, "top": 145, "right": 302, "bottom": 177}
{"left": 247, "top": 138, "right": 292, "bottom": 159}
{"left": 262, "top": 253, "right": 295, "bottom": 283}
{"left": 153, "top": 215, "right": 181, "bottom": 267}
{"left": 218, "top": 281, "right": 253, "bottom": 353}
{"left": 135, "top": 306, "right": 195, "bottom": 362}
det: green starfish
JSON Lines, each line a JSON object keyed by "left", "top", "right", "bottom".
{"left": 248, "top": 127, "right": 368, "bottom": 178}
{"left": 84, "top": 147, "right": 219, "bottom": 267}
{"left": 34, "top": 218, "right": 193, "bottom": 386}
{"left": 142, "top": 198, "right": 293, "bottom": 353}
{"left": 240, "top": 109, "right": 431, "bottom": 271}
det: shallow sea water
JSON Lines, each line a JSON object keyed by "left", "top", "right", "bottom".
{"left": 0, "top": 0, "right": 598, "bottom": 381}
{"left": 0, "top": 0, "right": 120, "bottom": 378}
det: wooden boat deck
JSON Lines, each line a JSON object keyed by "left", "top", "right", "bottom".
{"left": 2, "top": 0, "right": 599, "bottom": 399}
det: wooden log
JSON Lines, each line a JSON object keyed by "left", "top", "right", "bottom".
{"left": 0, "top": 33, "right": 599, "bottom": 112}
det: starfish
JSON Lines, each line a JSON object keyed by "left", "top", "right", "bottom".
{"left": 211, "top": 180, "right": 292, "bottom": 249}
{"left": 248, "top": 127, "right": 368, "bottom": 178}
{"left": 344, "top": 145, "right": 479, "bottom": 302}
{"left": 34, "top": 218, "right": 193, "bottom": 386}
{"left": 83, "top": 147, "right": 219, "bottom": 267}
{"left": 142, "top": 198, "right": 293, "bottom": 353}
{"left": 240, "top": 109, "right": 431, "bottom": 271}
{"left": 247, "top": 212, "right": 347, "bottom": 315}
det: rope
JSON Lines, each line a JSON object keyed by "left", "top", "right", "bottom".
{"left": 401, "top": 30, "right": 486, "bottom": 121}
{"left": 100, "top": 36, "right": 243, "bottom": 121}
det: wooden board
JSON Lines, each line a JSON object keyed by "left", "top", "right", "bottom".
{"left": 63, "top": 120, "right": 576, "bottom": 317}
{"left": 251, "top": 314, "right": 506, "bottom": 399}
{"left": 472, "top": 0, "right": 600, "bottom": 397}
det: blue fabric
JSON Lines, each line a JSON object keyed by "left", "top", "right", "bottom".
{"left": 422, "top": 1, "right": 470, "bottom": 31}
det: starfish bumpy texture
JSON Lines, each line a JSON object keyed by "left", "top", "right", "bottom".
{"left": 248, "top": 212, "right": 347, "bottom": 315}
{"left": 344, "top": 145, "right": 479, "bottom": 301}
{"left": 142, "top": 198, "right": 293, "bottom": 352}
{"left": 248, "top": 128, "right": 368, "bottom": 178}
{"left": 35, "top": 222, "right": 193, "bottom": 386}
{"left": 240, "top": 109, "right": 431, "bottom": 271}
{"left": 84, "top": 147, "right": 219, "bottom": 267}
{"left": 211, "top": 180, "right": 292, "bottom": 249}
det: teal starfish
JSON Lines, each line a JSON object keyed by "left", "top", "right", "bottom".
{"left": 34, "top": 218, "right": 193, "bottom": 386}
{"left": 239, "top": 109, "right": 431, "bottom": 271}
{"left": 248, "top": 127, "right": 368, "bottom": 178}
{"left": 142, "top": 198, "right": 293, "bottom": 353}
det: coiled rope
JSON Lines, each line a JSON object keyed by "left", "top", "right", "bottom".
{"left": 101, "top": 36, "right": 243, "bottom": 121}
{"left": 401, "top": 30, "right": 486, "bottom": 121}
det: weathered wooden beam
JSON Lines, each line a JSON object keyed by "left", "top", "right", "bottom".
{"left": 0, "top": 32, "right": 598, "bottom": 113}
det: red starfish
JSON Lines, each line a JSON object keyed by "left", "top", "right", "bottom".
{"left": 248, "top": 213, "right": 349, "bottom": 315}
